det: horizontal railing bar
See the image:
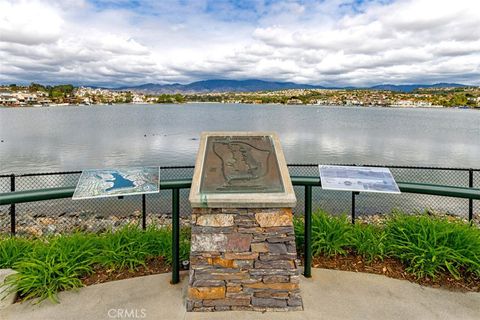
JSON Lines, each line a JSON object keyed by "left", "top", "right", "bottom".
{"left": 159, "top": 165, "right": 195, "bottom": 169}
{"left": 13, "top": 171, "right": 82, "bottom": 177}
{"left": 1, "top": 176, "right": 480, "bottom": 206}
{"left": 397, "top": 182, "right": 480, "bottom": 199}
{"left": 0, "top": 178, "right": 195, "bottom": 205}
{"left": 0, "top": 187, "right": 75, "bottom": 205}
{"left": 160, "top": 179, "right": 193, "bottom": 189}
{"left": 291, "top": 176, "right": 321, "bottom": 186}
{"left": 287, "top": 164, "right": 479, "bottom": 171}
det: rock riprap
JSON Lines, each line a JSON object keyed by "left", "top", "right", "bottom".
{"left": 186, "top": 207, "right": 303, "bottom": 312}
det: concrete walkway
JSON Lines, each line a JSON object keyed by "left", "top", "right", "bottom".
{"left": 1, "top": 268, "right": 479, "bottom": 320}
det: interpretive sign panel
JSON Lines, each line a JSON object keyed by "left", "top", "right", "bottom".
{"left": 319, "top": 165, "right": 400, "bottom": 194}
{"left": 189, "top": 132, "right": 296, "bottom": 208}
{"left": 200, "top": 135, "right": 284, "bottom": 194}
{"left": 73, "top": 167, "right": 160, "bottom": 200}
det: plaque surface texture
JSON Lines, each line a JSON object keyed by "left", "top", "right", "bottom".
{"left": 189, "top": 132, "right": 296, "bottom": 208}
{"left": 200, "top": 135, "right": 284, "bottom": 194}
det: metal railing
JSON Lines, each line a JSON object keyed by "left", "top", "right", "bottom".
{"left": 290, "top": 175, "right": 480, "bottom": 278}
{"left": 1, "top": 165, "right": 480, "bottom": 283}
{"left": 2, "top": 165, "right": 478, "bottom": 225}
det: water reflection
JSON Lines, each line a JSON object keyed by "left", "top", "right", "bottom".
{"left": 0, "top": 104, "right": 479, "bottom": 174}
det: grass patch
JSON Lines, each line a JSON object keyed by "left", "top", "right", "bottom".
{"left": 6, "top": 234, "right": 97, "bottom": 303}
{"left": 294, "top": 210, "right": 480, "bottom": 281}
{"left": 0, "top": 225, "right": 190, "bottom": 303}
{"left": 0, "top": 236, "right": 35, "bottom": 269}
{"left": 310, "top": 210, "right": 352, "bottom": 257}
{"left": 2, "top": 211, "right": 479, "bottom": 303}
{"left": 293, "top": 210, "right": 353, "bottom": 257}
{"left": 96, "top": 226, "right": 150, "bottom": 270}
{"left": 352, "top": 224, "right": 387, "bottom": 262}
{"left": 386, "top": 213, "right": 480, "bottom": 279}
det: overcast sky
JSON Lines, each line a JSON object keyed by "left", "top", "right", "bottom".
{"left": 1, "top": 0, "right": 479, "bottom": 87}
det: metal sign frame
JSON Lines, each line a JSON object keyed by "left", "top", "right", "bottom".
{"left": 319, "top": 165, "right": 401, "bottom": 194}
{"left": 73, "top": 167, "right": 160, "bottom": 200}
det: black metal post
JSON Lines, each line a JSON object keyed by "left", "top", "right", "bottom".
{"left": 142, "top": 194, "right": 146, "bottom": 230}
{"left": 351, "top": 192, "right": 358, "bottom": 224}
{"left": 10, "top": 174, "right": 16, "bottom": 236}
{"left": 304, "top": 185, "right": 312, "bottom": 278}
{"left": 171, "top": 188, "right": 180, "bottom": 284}
{"left": 469, "top": 169, "right": 473, "bottom": 222}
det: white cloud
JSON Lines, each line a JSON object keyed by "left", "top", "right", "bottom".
{"left": 0, "top": 0, "right": 479, "bottom": 86}
{"left": 0, "top": 0, "right": 64, "bottom": 45}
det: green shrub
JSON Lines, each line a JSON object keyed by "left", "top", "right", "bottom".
{"left": 0, "top": 237, "right": 35, "bottom": 268}
{"left": 93, "top": 224, "right": 192, "bottom": 270}
{"left": 2, "top": 211, "right": 478, "bottom": 303}
{"left": 96, "top": 225, "right": 150, "bottom": 270}
{"left": 293, "top": 215, "right": 304, "bottom": 254}
{"left": 140, "top": 225, "right": 172, "bottom": 258}
{"left": 136, "top": 225, "right": 191, "bottom": 265}
{"left": 0, "top": 225, "right": 191, "bottom": 303}
{"left": 178, "top": 227, "right": 191, "bottom": 264}
{"left": 386, "top": 213, "right": 480, "bottom": 279}
{"left": 352, "top": 224, "right": 387, "bottom": 262}
{"left": 7, "top": 257, "right": 89, "bottom": 303}
{"left": 310, "top": 210, "right": 353, "bottom": 257}
{"left": 295, "top": 209, "right": 480, "bottom": 281}
{"left": 6, "top": 233, "right": 97, "bottom": 303}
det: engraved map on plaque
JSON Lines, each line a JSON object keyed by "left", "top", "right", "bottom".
{"left": 200, "top": 135, "right": 284, "bottom": 193}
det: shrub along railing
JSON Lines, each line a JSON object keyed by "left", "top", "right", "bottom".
{"left": 1, "top": 165, "right": 479, "bottom": 283}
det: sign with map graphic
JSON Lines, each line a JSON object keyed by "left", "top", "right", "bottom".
{"left": 73, "top": 167, "right": 160, "bottom": 200}
{"left": 200, "top": 135, "right": 284, "bottom": 193}
{"left": 319, "top": 165, "right": 400, "bottom": 194}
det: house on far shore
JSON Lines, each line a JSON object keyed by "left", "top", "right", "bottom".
{"left": 0, "top": 94, "right": 18, "bottom": 106}
{"left": 286, "top": 97, "right": 303, "bottom": 105}
{"left": 38, "top": 98, "right": 52, "bottom": 106}
{"left": 21, "top": 94, "right": 38, "bottom": 104}
{"left": 132, "top": 95, "right": 145, "bottom": 104}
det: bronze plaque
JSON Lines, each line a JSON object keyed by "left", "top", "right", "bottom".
{"left": 200, "top": 135, "right": 285, "bottom": 194}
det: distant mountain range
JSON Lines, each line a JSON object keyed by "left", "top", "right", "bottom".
{"left": 368, "top": 83, "right": 468, "bottom": 92}
{"left": 115, "top": 79, "right": 323, "bottom": 93}
{"left": 113, "top": 79, "right": 469, "bottom": 94}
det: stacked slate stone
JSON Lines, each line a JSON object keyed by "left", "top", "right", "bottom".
{"left": 187, "top": 207, "right": 303, "bottom": 312}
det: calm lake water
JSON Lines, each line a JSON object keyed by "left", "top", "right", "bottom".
{"left": 1, "top": 103, "right": 479, "bottom": 174}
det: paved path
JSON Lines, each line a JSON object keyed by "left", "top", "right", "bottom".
{"left": 1, "top": 268, "right": 479, "bottom": 320}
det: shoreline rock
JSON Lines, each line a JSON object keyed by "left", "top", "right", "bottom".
{"left": 1, "top": 210, "right": 478, "bottom": 237}
{"left": 356, "top": 210, "right": 480, "bottom": 227}
{"left": 0, "top": 211, "right": 190, "bottom": 236}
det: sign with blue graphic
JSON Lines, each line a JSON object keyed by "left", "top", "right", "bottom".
{"left": 73, "top": 167, "right": 160, "bottom": 199}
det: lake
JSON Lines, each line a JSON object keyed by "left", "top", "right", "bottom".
{"left": 1, "top": 103, "right": 479, "bottom": 174}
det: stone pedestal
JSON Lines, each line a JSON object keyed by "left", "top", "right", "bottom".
{"left": 187, "top": 132, "right": 302, "bottom": 312}
{"left": 187, "top": 207, "right": 302, "bottom": 311}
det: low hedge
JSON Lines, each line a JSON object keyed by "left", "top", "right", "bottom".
{"left": 294, "top": 210, "right": 480, "bottom": 280}
{"left": 1, "top": 211, "right": 479, "bottom": 303}
{"left": 0, "top": 225, "right": 190, "bottom": 303}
